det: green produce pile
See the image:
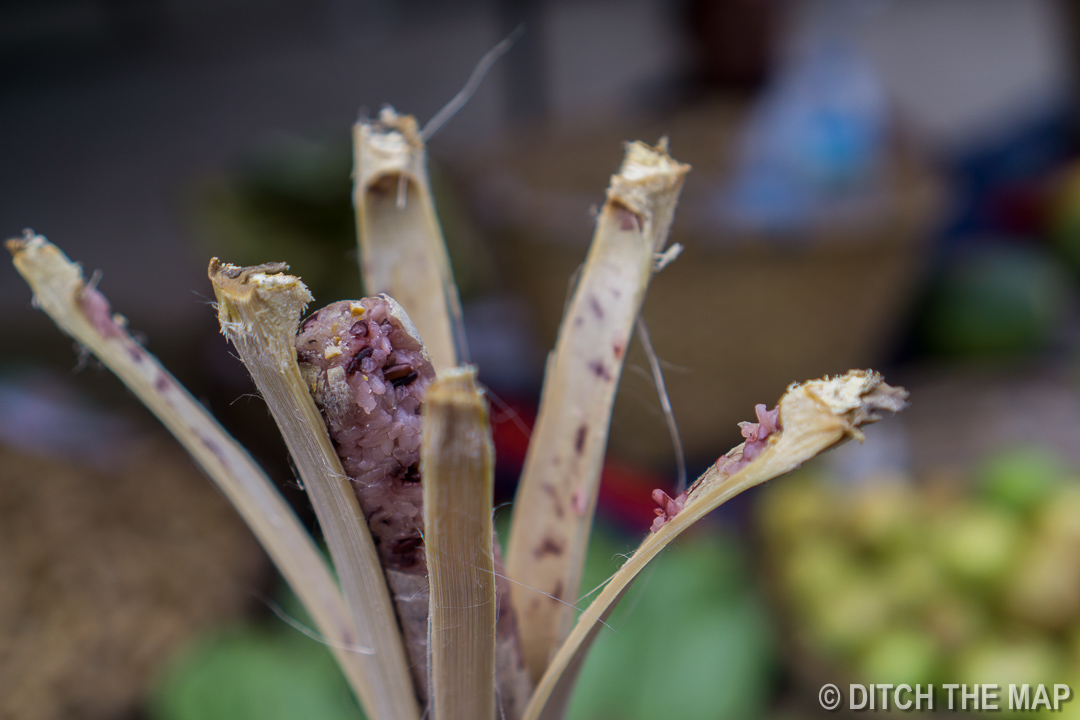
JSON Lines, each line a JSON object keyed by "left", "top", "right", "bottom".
{"left": 760, "top": 449, "right": 1080, "bottom": 715}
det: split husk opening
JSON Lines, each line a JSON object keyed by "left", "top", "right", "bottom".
{"left": 7, "top": 108, "right": 907, "bottom": 720}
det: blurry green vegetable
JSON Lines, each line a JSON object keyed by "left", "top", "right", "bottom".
{"left": 918, "top": 244, "right": 1070, "bottom": 358}
{"left": 858, "top": 628, "right": 939, "bottom": 686}
{"left": 567, "top": 525, "right": 776, "bottom": 720}
{"left": 978, "top": 447, "right": 1064, "bottom": 513}
{"left": 194, "top": 135, "right": 358, "bottom": 304}
{"left": 151, "top": 625, "right": 364, "bottom": 720}
{"left": 150, "top": 581, "right": 365, "bottom": 720}
{"left": 935, "top": 504, "right": 1021, "bottom": 585}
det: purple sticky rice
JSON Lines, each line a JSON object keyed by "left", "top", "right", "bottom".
{"left": 651, "top": 403, "right": 781, "bottom": 533}
{"left": 296, "top": 296, "right": 435, "bottom": 572}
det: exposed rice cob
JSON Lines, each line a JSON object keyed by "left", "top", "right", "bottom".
{"left": 296, "top": 296, "right": 532, "bottom": 716}
{"left": 296, "top": 296, "right": 434, "bottom": 700}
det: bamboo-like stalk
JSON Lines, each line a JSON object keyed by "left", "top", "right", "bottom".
{"left": 354, "top": 108, "right": 463, "bottom": 374}
{"left": 422, "top": 367, "right": 496, "bottom": 720}
{"left": 506, "top": 140, "right": 689, "bottom": 680}
{"left": 523, "top": 370, "right": 907, "bottom": 720}
{"left": 4, "top": 233, "right": 373, "bottom": 704}
{"left": 208, "top": 260, "right": 420, "bottom": 720}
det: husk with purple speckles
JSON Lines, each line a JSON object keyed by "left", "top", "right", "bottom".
{"left": 504, "top": 140, "right": 690, "bottom": 682}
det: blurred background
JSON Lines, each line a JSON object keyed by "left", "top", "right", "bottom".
{"left": 5, "top": 0, "right": 1080, "bottom": 717}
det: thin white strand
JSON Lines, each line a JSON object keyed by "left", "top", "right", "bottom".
{"left": 260, "top": 596, "right": 375, "bottom": 655}
{"left": 419, "top": 24, "right": 526, "bottom": 142}
{"left": 636, "top": 316, "right": 687, "bottom": 493}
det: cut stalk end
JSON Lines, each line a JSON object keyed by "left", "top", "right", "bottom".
{"left": 354, "top": 108, "right": 464, "bottom": 374}
{"left": 423, "top": 367, "right": 497, "bottom": 720}
{"left": 505, "top": 139, "right": 689, "bottom": 681}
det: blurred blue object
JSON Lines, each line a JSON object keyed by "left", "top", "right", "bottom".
{"left": 720, "top": 11, "right": 888, "bottom": 233}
